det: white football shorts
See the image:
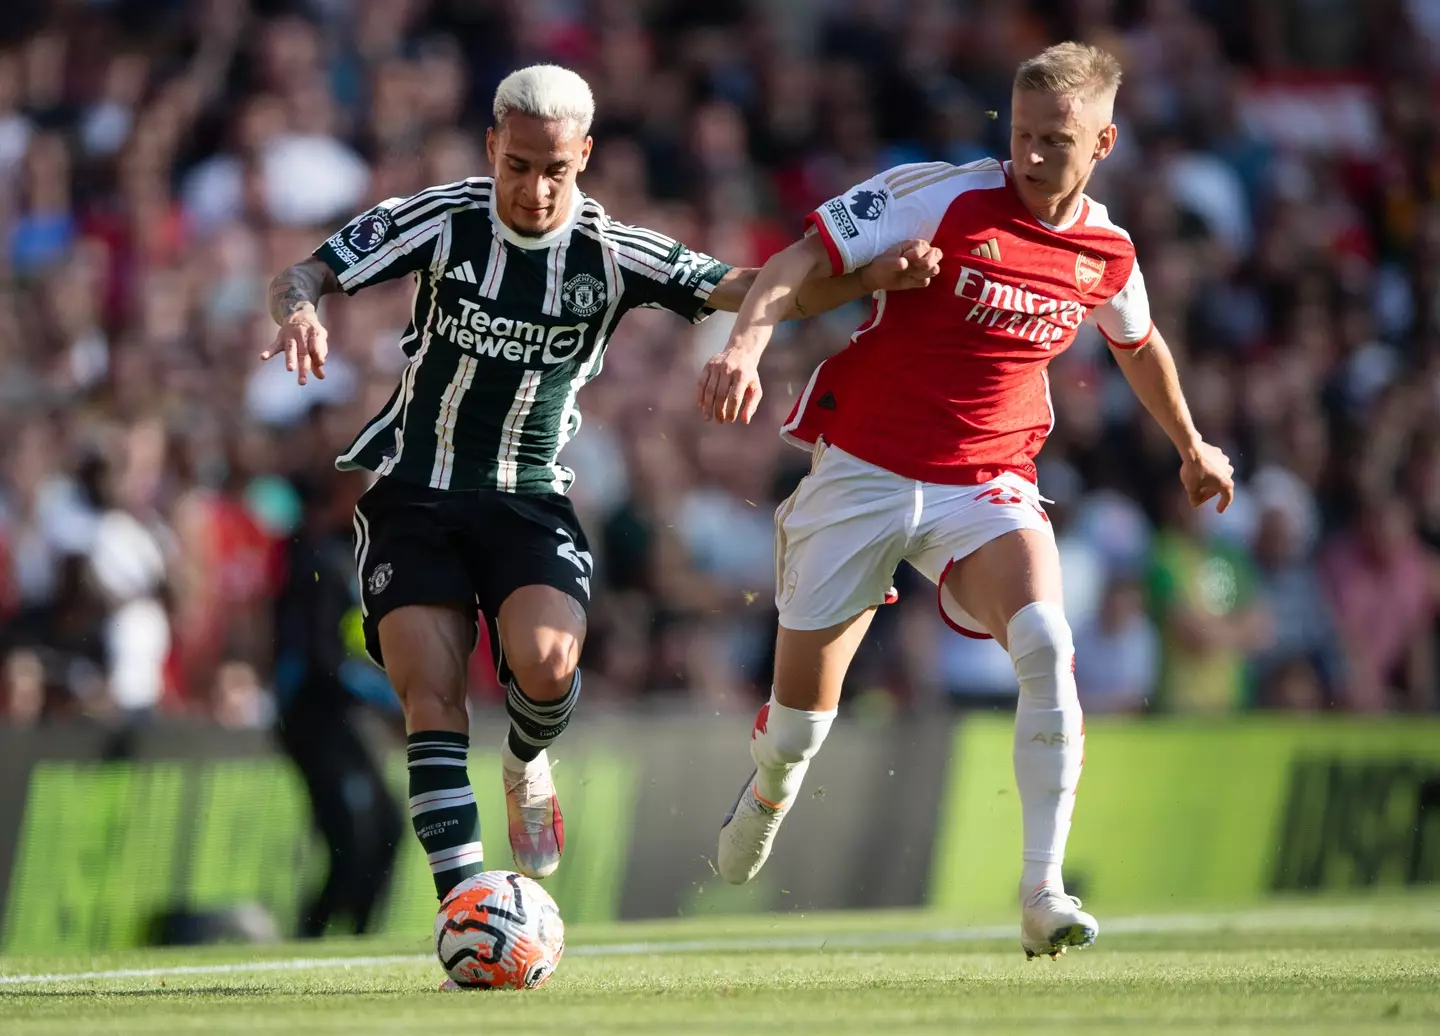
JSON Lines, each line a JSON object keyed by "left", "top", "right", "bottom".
{"left": 773, "top": 440, "right": 1055, "bottom": 637}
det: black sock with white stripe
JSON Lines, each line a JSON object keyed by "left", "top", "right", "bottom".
{"left": 505, "top": 672, "right": 580, "bottom": 764}
{"left": 407, "top": 731, "right": 484, "bottom": 899}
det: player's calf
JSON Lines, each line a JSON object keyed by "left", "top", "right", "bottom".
{"left": 380, "top": 607, "right": 484, "bottom": 900}
{"left": 408, "top": 730, "right": 486, "bottom": 899}
{"left": 1008, "top": 600, "right": 1088, "bottom": 909}
{"left": 717, "top": 693, "right": 835, "bottom": 884}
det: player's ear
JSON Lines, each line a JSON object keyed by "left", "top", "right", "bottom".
{"left": 578, "top": 135, "right": 593, "bottom": 172}
{"left": 1094, "top": 122, "right": 1117, "bottom": 162}
{"left": 485, "top": 126, "right": 499, "bottom": 169}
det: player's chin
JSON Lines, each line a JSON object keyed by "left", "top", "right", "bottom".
{"left": 506, "top": 207, "right": 556, "bottom": 236}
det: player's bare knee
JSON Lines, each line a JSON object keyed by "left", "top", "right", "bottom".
{"left": 1006, "top": 601, "right": 1075, "bottom": 709}
{"left": 392, "top": 668, "right": 468, "bottom": 732}
{"left": 507, "top": 638, "right": 578, "bottom": 701}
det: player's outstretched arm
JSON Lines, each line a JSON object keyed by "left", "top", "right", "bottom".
{"left": 705, "top": 239, "right": 942, "bottom": 319}
{"left": 697, "top": 233, "right": 939, "bottom": 424}
{"left": 263, "top": 257, "right": 341, "bottom": 386}
{"left": 1110, "top": 327, "right": 1235, "bottom": 512}
{"left": 696, "top": 235, "right": 827, "bottom": 423}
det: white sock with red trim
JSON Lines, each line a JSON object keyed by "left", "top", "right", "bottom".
{"left": 1008, "top": 601, "right": 1084, "bottom": 895}
{"left": 748, "top": 692, "right": 835, "bottom": 810}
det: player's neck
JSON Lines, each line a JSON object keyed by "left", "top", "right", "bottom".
{"left": 1025, "top": 186, "right": 1086, "bottom": 230}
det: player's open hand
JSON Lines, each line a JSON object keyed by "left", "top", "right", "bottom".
{"left": 697, "top": 346, "right": 763, "bottom": 424}
{"left": 861, "top": 239, "right": 943, "bottom": 293}
{"left": 261, "top": 305, "right": 329, "bottom": 386}
{"left": 1180, "top": 440, "right": 1235, "bottom": 513}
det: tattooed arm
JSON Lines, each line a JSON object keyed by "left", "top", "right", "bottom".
{"left": 262, "top": 258, "right": 342, "bottom": 385}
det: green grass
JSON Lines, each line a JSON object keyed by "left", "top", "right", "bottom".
{"left": 2, "top": 898, "right": 1438, "bottom": 1035}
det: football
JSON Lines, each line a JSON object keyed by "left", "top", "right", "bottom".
{"left": 434, "top": 871, "right": 565, "bottom": 990}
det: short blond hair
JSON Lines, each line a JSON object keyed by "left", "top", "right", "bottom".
{"left": 1014, "top": 42, "right": 1122, "bottom": 101}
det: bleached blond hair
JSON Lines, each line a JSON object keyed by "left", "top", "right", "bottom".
{"left": 1014, "top": 42, "right": 1122, "bottom": 102}
{"left": 493, "top": 64, "right": 596, "bottom": 135}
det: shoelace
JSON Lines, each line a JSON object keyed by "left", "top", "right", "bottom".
{"left": 1026, "top": 886, "right": 1083, "bottom": 911}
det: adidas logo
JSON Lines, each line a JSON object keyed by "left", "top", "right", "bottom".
{"left": 443, "top": 260, "right": 478, "bottom": 283}
{"left": 970, "top": 237, "right": 1001, "bottom": 262}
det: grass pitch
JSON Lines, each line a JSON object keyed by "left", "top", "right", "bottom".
{"left": 1, "top": 898, "right": 1437, "bottom": 1035}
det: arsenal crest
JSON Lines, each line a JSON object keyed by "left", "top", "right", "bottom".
{"left": 1075, "top": 252, "right": 1105, "bottom": 293}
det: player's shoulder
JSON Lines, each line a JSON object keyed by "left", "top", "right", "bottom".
{"left": 874, "top": 158, "right": 1008, "bottom": 204}
{"left": 1077, "top": 197, "right": 1136, "bottom": 254}
{"left": 575, "top": 194, "right": 681, "bottom": 257}
{"left": 380, "top": 176, "right": 493, "bottom": 227}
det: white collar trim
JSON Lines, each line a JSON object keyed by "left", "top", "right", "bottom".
{"left": 489, "top": 189, "right": 584, "bottom": 250}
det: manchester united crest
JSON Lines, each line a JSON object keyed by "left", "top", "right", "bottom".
{"left": 367, "top": 562, "right": 393, "bottom": 595}
{"left": 562, "top": 273, "right": 605, "bottom": 317}
{"left": 1075, "top": 252, "right": 1106, "bottom": 293}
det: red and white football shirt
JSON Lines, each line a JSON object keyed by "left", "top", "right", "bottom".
{"left": 787, "top": 159, "right": 1153, "bottom": 486}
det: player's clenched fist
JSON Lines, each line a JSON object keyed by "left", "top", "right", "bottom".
{"left": 1180, "top": 440, "right": 1235, "bottom": 513}
{"left": 698, "top": 347, "right": 763, "bottom": 425}
{"left": 860, "top": 239, "right": 943, "bottom": 292}
{"left": 262, "top": 303, "right": 329, "bottom": 386}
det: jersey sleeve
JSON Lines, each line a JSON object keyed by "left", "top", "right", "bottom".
{"left": 312, "top": 192, "right": 448, "bottom": 294}
{"left": 802, "top": 163, "right": 952, "bottom": 276}
{"left": 613, "top": 225, "right": 734, "bottom": 324}
{"left": 1092, "top": 261, "right": 1154, "bottom": 348}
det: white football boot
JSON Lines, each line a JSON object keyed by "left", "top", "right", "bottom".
{"left": 1020, "top": 881, "right": 1099, "bottom": 959}
{"left": 717, "top": 771, "right": 788, "bottom": 884}
{"left": 503, "top": 750, "right": 564, "bottom": 880}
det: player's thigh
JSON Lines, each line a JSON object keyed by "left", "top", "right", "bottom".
{"left": 775, "top": 443, "right": 911, "bottom": 633}
{"left": 475, "top": 492, "right": 591, "bottom": 699}
{"left": 774, "top": 608, "right": 878, "bottom": 713}
{"left": 943, "top": 530, "right": 1063, "bottom": 650}
{"left": 907, "top": 480, "right": 1060, "bottom": 649}
{"left": 354, "top": 478, "right": 479, "bottom": 723}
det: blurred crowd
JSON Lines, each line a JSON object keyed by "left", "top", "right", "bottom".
{"left": 2, "top": 0, "right": 1439, "bottom": 729}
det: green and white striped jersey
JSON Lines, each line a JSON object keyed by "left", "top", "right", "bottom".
{"left": 313, "top": 178, "right": 732, "bottom": 494}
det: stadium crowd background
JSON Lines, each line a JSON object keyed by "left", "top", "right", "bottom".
{"left": 1, "top": 0, "right": 1438, "bottom": 728}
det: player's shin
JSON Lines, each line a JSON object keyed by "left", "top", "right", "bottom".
{"left": 749, "top": 692, "right": 836, "bottom": 808}
{"left": 407, "top": 731, "right": 484, "bottom": 899}
{"left": 1007, "top": 601, "right": 1085, "bottom": 895}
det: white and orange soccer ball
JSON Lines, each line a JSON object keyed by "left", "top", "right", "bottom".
{"left": 435, "top": 871, "right": 565, "bottom": 990}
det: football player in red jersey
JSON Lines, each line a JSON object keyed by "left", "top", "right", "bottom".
{"left": 697, "top": 42, "right": 1234, "bottom": 960}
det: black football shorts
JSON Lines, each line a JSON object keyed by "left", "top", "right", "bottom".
{"left": 351, "top": 476, "right": 593, "bottom": 679}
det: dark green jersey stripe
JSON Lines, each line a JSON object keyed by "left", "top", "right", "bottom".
{"left": 313, "top": 180, "right": 733, "bottom": 494}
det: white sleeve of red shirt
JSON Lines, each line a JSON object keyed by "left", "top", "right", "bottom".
{"left": 803, "top": 163, "right": 957, "bottom": 275}
{"left": 1091, "top": 261, "right": 1154, "bottom": 349}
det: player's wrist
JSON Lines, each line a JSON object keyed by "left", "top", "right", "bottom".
{"left": 725, "top": 331, "right": 770, "bottom": 358}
